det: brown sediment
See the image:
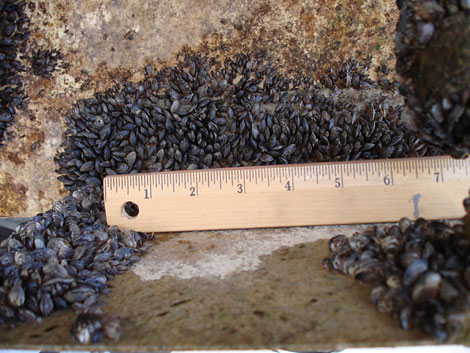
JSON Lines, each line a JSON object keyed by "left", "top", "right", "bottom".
{"left": 0, "top": 238, "right": 435, "bottom": 350}
{"left": 0, "top": 172, "right": 28, "bottom": 216}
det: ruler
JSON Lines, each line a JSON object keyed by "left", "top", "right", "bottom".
{"left": 103, "top": 156, "right": 470, "bottom": 232}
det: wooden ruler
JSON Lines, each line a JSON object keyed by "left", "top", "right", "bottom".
{"left": 103, "top": 156, "right": 470, "bottom": 232}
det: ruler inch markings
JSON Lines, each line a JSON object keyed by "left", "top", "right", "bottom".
{"left": 104, "top": 156, "right": 469, "bottom": 232}
{"left": 340, "top": 165, "right": 344, "bottom": 188}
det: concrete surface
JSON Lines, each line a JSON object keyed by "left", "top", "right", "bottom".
{"left": 0, "top": 225, "right": 444, "bottom": 351}
{"left": 1, "top": 0, "right": 460, "bottom": 351}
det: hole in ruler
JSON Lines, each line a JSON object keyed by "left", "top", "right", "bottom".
{"left": 122, "top": 201, "right": 139, "bottom": 218}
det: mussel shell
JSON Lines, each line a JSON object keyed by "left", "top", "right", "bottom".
{"left": 399, "top": 251, "right": 421, "bottom": 268}
{"left": 403, "top": 259, "right": 429, "bottom": 286}
{"left": 464, "top": 266, "right": 470, "bottom": 289}
{"left": 411, "top": 271, "right": 441, "bottom": 304}
{"left": 349, "top": 234, "right": 371, "bottom": 252}
{"left": 399, "top": 305, "right": 413, "bottom": 331}
{"left": 399, "top": 217, "right": 412, "bottom": 234}
{"left": 328, "top": 234, "right": 348, "bottom": 253}
{"left": 8, "top": 281, "right": 25, "bottom": 307}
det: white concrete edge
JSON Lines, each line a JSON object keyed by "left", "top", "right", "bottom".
{"left": 1, "top": 346, "right": 469, "bottom": 353}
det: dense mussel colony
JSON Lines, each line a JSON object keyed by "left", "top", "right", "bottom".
{"left": 0, "top": 0, "right": 29, "bottom": 146}
{"left": 25, "top": 47, "right": 64, "bottom": 78}
{"left": 394, "top": 0, "right": 470, "bottom": 157}
{"left": 54, "top": 54, "right": 438, "bottom": 192}
{"left": 0, "top": 185, "right": 151, "bottom": 327}
{"left": 323, "top": 199, "right": 470, "bottom": 341}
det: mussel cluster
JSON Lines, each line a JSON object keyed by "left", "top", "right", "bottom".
{"left": 0, "top": 185, "right": 151, "bottom": 325}
{"left": 318, "top": 59, "right": 375, "bottom": 90}
{"left": 0, "top": 52, "right": 444, "bottom": 343}
{"left": 0, "top": 0, "right": 468, "bottom": 346}
{"left": 323, "top": 200, "right": 470, "bottom": 340}
{"left": 394, "top": 0, "right": 470, "bottom": 157}
{"left": 25, "top": 47, "right": 64, "bottom": 78}
{"left": 0, "top": 0, "right": 29, "bottom": 146}
{"left": 55, "top": 53, "right": 439, "bottom": 192}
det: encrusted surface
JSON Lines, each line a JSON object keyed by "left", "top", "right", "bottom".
{"left": 0, "top": 0, "right": 399, "bottom": 216}
{"left": 0, "top": 1, "right": 441, "bottom": 350}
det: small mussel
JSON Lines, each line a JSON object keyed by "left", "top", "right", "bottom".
{"left": 71, "top": 310, "right": 121, "bottom": 344}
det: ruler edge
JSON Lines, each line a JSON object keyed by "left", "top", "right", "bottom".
{"left": 103, "top": 155, "right": 470, "bottom": 201}
{"left": 103, "top": 155, "right": 464, "bottom": 181}
{"left": 111, "top": 216, "right": 468, "bottom": 233}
